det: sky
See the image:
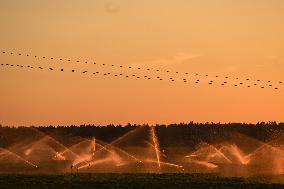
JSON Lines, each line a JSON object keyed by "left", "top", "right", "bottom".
{"left": 0, "top": 0, "right": 283, "bottom": 126}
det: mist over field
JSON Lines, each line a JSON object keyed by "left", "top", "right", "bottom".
{"left": 0, "top": 123, "right": 284, "bottom": 177}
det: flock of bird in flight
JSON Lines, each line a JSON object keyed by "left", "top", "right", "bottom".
{"left": 0, "top": 50, "right": 282, "bottom": 90}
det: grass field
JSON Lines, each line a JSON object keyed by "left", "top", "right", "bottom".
{"left": 0, "top": 173, "right": 283, "bottom": 189}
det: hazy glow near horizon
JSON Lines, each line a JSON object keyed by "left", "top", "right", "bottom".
{"left": 0, "top": 0, "right": 283, "bottom": 126}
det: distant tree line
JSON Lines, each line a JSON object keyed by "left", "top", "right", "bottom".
{"left": 0, "top": 122, "right": 283, "bottom": 148}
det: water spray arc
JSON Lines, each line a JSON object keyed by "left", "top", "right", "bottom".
{"left": 150, "top": 127, "right": 161, "bottom": 168}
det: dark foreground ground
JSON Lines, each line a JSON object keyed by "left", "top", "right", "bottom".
{"left": 0, "top": 174, "right": 283, "bottom": 189}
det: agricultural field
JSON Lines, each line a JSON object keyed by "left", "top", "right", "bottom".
{"left": 0, "top": 173, "right": 283, "bottom": 189}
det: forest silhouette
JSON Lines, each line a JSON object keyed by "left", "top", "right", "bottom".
{"left": 1, "top": 122, "right": 283, "bottom": 148}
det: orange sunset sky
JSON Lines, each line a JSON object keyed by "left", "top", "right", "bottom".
{"left": 0, "top": 0, "right": 283, "bottom": 126}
